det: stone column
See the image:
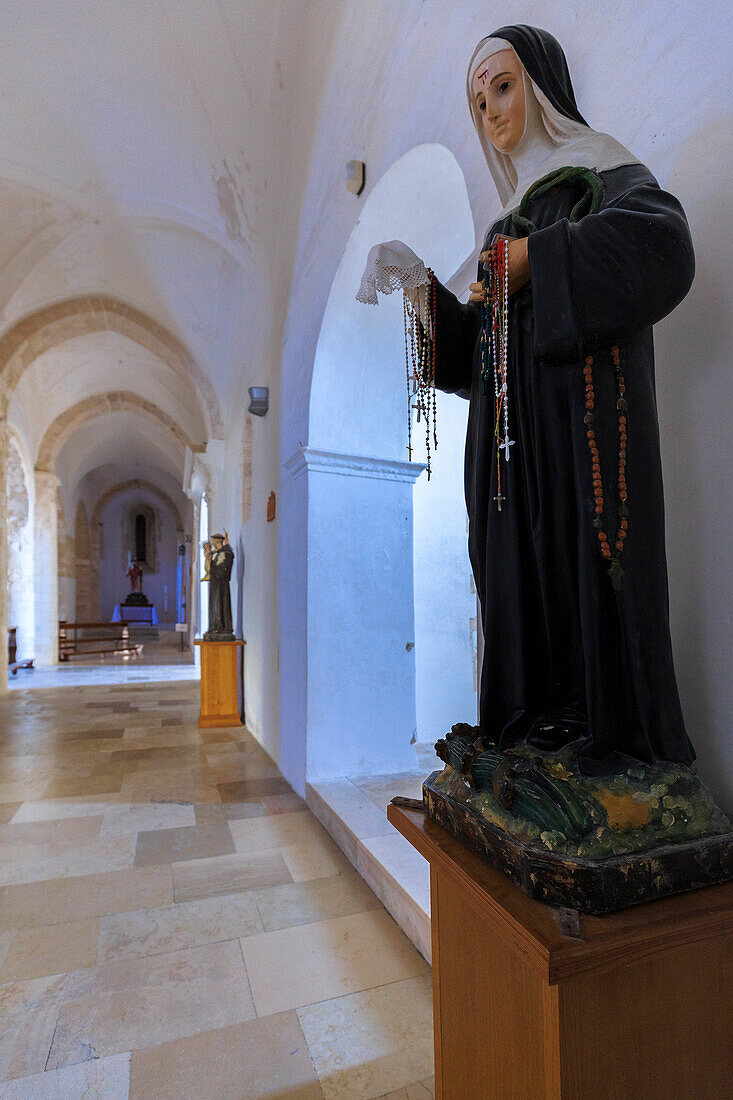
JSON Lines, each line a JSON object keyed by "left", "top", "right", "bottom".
{"left": 34, "top": 469, "right": 60, "bottom": 666}
{"left": 0, "top": 419, "right": 8, "bottom": 694}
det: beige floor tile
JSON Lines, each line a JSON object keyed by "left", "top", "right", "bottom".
{"left": 375, "top": 1083, "right": 434, "bottom": 1100}
{"left": 253, "top": 872, "right": 382, "bottom": 932}
{"left": 0, "top": 866, "right": 174, "bottom": 930}
{"left": 281, "top": 840, "right": 353, "bottom": 883}
{"left": 48, "top": 940, "right": 255, "bottom": 1068}
{"left": 0, "top": 1052, "right": 131, "bottom": 1098}
{"left": 171, "top": 850, "right": 292, "bottom": 903}
{"left": 0, "top": 783, "right": 52, "bottom": 804}
{"left": 297, "top": 976, "right": 434, "bottom": 1100}
{"left": 129, "top": 1013, "right": 323, "bottom": 1099}
{"left": 120, "top": 777, "right": 220, "bottom": 804}
{"left": 10, "top": 799, "right": 130, "bottom": 824}
{"left": 0, "top": 804, "right": 22, "bottom": 825}
{"left": 41, "top": 774, "right": 124, "bottom": 799}
{"left": 229, "top": 809, "right": 339, "bottom": 855}
{"left": 194, "top": 801, "right": 266, "bottom": 824}
{"left": 0, "top": 816, "right": 102, "bottom": 853}
{"left": 133, "top": 822, "right": 235, "bottom": 867}
{"left": 0, "top": 975, "right": 65, "bottom": 1082}
{"left": 99, "top": 802, "right": 196, "bottom": 837}
{"left": 260, "top": 792, "right": 308, "bottom": 814}
{"left": 99, "top": 892, "right": 262, "bottom": 960}
{"left": 241, "top": 909, "right": 429, "bottom": 1017}
{"left": 217, "top": 777, "right": 293, "bottom": 802}
{"left": 0, "top": 917, "right": 100, "bottom": 982}
{"left": 0, "top": 832, "right": 136, "bottom": 886}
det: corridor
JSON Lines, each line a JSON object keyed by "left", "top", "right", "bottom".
{"left": 0, "top": 681, "right": 434, "bottom": 1099}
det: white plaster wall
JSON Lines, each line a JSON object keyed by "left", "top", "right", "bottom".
{"left": 98, "top": 491, "right": 179, "bottom": 623}
{"left": 305, "top": 460, "right": 420, "bottom": 779}
{"left": 412, "top": 391, "right": 476, "bottom": 742}
{"left": 208, "top": 356, "right": 281, "bottom": 759}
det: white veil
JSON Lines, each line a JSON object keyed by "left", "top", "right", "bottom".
{"left": 467, "top": 37, "right": 640, "bottom": 217}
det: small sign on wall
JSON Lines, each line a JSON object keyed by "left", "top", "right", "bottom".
{"left": 266, "top": 492, "right": 276, "bottom": 522}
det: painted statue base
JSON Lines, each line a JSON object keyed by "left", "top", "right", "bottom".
{"left": 203, "top": 631, "right": 236, "bottom": 642}
{"left": 123, "top": 592, "right": 150, "bottom": 606}
{"left": 423, "top": 724, "right": 732, "bottom": 914}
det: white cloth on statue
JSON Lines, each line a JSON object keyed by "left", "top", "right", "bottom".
{"left": 467, "top": 37, "right": 640, "bottom": 217}
{"left": 356, "top": 240, "right": 431, "bottom": 314}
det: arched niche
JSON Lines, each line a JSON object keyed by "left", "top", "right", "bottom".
{"left": 295, "top": 144, "right": 477, "bottom": 783}
{"left": 309, "top": 143, "right": 475, "bottom": 458}
{"left": 122, "top": 501, "right": 159, "bottom": 572}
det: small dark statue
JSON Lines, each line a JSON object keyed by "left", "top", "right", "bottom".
{"left": 374, "top": 25, "right": 732, "bottom": 913}
{"left": 202, "top": 531, "right": 235, "bottom": 641}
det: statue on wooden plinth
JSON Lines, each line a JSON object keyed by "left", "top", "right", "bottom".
{"left": 367, "top": 26, "right": 731, "bottom": 913}
{"left": 202, "top": 531, "right": 235, "bottom": 641}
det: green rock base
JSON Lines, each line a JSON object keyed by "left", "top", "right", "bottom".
{"left": 433, "top": 735, "right": 730, "bottom": 861}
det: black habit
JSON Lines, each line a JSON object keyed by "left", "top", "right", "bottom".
{"left": 433, "top": 27, "right": 696, "bottom": 771}
{"left": 207, "top": 544, "right": 234, "bottom": 638}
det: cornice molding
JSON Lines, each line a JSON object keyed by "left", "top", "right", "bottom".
{"left": 283, "top": 447, "right": 425, "bottom": 484}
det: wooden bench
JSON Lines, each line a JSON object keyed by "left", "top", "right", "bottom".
{"left": 7, "top": 626, "right": 34, "bottom": 674}
{"left": 58, "top": 621, "right": 143, "bottom": 661}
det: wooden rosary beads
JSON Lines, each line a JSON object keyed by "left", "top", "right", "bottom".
{"left": 584, "top": 344, "right": 629, "bottom": 591}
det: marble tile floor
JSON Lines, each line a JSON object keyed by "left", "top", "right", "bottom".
{"left": 0, "top": 680, "right": 434, "bottom": 1099}
{"left": 8, "top": 637, "right": 199, "bottom": 691}
{"left": 306, "top": 773, "right": 432, "bottom": 963}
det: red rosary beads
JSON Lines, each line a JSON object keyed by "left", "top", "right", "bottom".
{"left": 584, "top": 345, "right": 629, "bottom": 591}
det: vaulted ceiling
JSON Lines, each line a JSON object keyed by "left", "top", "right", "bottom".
{"left": 0, "top": 0, "right": 340, "bottom": 509}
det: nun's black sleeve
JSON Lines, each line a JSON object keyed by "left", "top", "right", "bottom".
{"left": 527, "top": 171, "right": 695, "bottom": 362}
{"left": 430, "top": 278, "right": 481, "bottom": 399}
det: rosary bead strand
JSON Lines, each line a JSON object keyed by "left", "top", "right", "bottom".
{"left": 584, "top": 346, "right": 629, "bottom": 590}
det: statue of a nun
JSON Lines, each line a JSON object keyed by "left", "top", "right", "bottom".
{"left": 360, "top": 25, "right": 698, "bottom": 775}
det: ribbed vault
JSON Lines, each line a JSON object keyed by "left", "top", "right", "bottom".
{"left": 35, "top": 391, "right": 200, "bottom": 472}
{"left": 0, "top": 295, "right": 222, "bottom": 436}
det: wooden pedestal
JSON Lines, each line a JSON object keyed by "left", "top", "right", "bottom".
{"left": 388, "top": 804, "right": 733, "bottom": 1100}
{"left": 194, "top": 639, "right": 244, "bottom": 728}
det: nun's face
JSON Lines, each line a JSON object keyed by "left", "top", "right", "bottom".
{"left": 472, "top": 49, "right": 526, "bottom": 154}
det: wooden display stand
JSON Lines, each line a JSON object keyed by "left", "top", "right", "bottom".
{"left": 194, "top": 639, "right": 244, "bottom": 728}
{"left": 388, "top": 804, "right": 733, "bottom": 1100}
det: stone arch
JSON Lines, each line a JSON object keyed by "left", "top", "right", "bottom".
{"left": 91, "top": 478, "right": 184, "bottom": 534}
{"left": 0, "top": 295, "right": 223, "bottom": 437}
{"left": 35, "top": 391, "right": 199, "bottom": 472}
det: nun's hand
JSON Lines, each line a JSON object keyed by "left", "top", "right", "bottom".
{"left": 507, "top": 238, "right": 530, "bottom": 294}
{"left": 473, "top": 238, "right": 531, "bottom": 299}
